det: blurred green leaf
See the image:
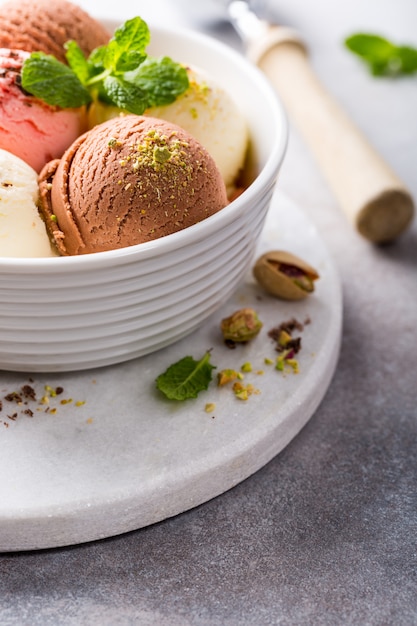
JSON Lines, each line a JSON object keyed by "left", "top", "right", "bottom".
{"left": 345, "top": 33, "right": 417, "bottom": 77}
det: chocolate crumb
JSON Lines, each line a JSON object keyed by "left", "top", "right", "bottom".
{"left": 268, "top": 317, "right": 307, "bottom": 354}
{"left": 21, "top": 385, "right": 36, "bottom": 400}
{"left": 268, "top": 318, "right": 304, "bottom": 341}
{"left": 4, "top": 391, "right": 22, "bottom": 403}
{"left": 277, "top": 336, "right": 302, "bottom": 354}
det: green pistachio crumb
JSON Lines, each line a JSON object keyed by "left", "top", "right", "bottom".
{"left": 44, "top": 385, "right": 56, "bottom": 397}
{"left": 286, "top": 358, "right": 299, "bottom": 373}
{"left": 108, "top": 137, "right": 122, "bottom": 148}
{"left": 153, "top": 145, "right": 172, "bottom": 164}
{"left": 217, "top": 369, "right": 239, "bottom": 386}
{"left": 232, "top": 382, "right": 259, "bottom": 401}
{"left": 275, "top": 351, "right": 299, "bottom": 373}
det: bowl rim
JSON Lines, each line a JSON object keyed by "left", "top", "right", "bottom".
{"left": 0, "top": 22, "right": 288, "bottom": 272}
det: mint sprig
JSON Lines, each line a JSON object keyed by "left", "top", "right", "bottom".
{"left": 345, "top": 33, "right": 417, "bottom": 77}
{"left": 128, "top": 56, "right": 193, "bottom": 107}
{"left": 21, "top": 52, "right": 92, "bottom": 108}
{"left": 156, "top": 352, "right": 216, "bottom": 401}
{"left": 21, "top": 16, "right": 189, "bottom": 112}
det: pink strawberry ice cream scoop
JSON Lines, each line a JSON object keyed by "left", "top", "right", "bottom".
{"left": 38, "top": 115, "right": 229, "bottom": 255}
{"left": 0, "top": 0, "right": 110, "bottom": 64}
{"left": 0, "top": 48, "right": 87, "bottom": 173}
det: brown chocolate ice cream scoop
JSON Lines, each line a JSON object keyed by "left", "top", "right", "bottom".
{"left": 38, "top": 115, "right": 229, "bottom": 255}
{"left": 0, "top": 0, "right": 110, "bottom": 63}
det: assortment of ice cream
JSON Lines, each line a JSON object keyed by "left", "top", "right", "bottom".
{"left": 0, "top": 149, "right": 56, "bottom": 257}
{"left": 0, "top": 1, "right": 249, "bottom": 258}
{"left": 38, "top": 115, "right": 229, "bottom": 254}
{"left": 89, "top": 66, "right": 248, "bottom": 197}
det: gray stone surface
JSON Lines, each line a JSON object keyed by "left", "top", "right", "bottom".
{"left": 1, "top": 0, "right": 416, "bottom": 624}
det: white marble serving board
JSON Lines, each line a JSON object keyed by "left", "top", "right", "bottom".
{"left": 0, "top": 191, "right": 342, "bottom": 551}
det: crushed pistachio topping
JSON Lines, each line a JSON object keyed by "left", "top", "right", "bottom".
{"left": 232, "top": 382, "right": 260, "bottom": 401}
{"left": 187, "top": 76, "right": 211, "bottom": 105}
{"left": 0, "top": 382, "right": 86, "bottom": 428}
{"left": 275, "top": 350, "right": 299, "bottom": 374}
{"left": 278, "top": 329, "right": 293, "bottom": 348}
{"left": 205, "top": 402, "right": 216, "bottom": 413}
{"left": 217, "top": 369, "right": 239, "bottom": 386}
{"left": 44, "top": 385, "right": 57, "bottom": 397}
{"left": 241, "top": 362, "right": 252, "bottom": 373}
{"left": 153, "top": 145, "right": 172, "bottom": 164}
{"left": 129, "top": 129, "right": 191, "bottom": 174}
{"left": 108, "top": 137, "right": 122, "bottom": 148}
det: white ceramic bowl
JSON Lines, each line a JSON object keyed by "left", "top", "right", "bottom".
{"left": 0, "top": 22, "right": 288, "bottom": 373}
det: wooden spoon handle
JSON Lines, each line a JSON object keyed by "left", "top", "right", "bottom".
{"left": 248, "top": 27, "right": 414, "bottom": 243}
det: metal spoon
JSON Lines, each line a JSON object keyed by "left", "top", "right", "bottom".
{"left": 181, "top": 0, "right": 414, "bottom": 243}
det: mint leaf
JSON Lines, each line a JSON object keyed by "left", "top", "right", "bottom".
{"left": 114, "top": 16, "right": 150, "bottom": 52}
{"left": 345, "top": 33, "right": 417, "bottom": 76}
{"left": 397, "top": 45, "right": 417, "bottom": 74}
{"left": 103, "top": 75, "right": 148, "bottom": 114}
{"left": 156, "top": 352, "right": 216, "bottom": 401}
{"left": 104, "top": 17, "right": 150, "bottom": 72}
{"left": 87, "top": 45, "right": 108, "bottom": 70}
{"left": 21, "top": 52, "right": 91, "bottom": 108}
{"left": 114, "top": 49, "right": 147, "bottom": 73}
{"left": 129, "top": 57, "right": 190, "bottom": 106}
{"left": 21, "top": 16, "right": 189, "bottom": 113}
{"left": 65, "top": 40, "right": 91, "bottom": 84}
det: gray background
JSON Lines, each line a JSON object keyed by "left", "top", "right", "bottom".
{"left": 1, "top": 0, "right": 416, "bottom": 624}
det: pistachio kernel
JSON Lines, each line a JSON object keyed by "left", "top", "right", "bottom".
{"left": 220, "top": 308, "right": 263, "bottom": 343}
{"left": 253, "top": 250, "right": 319, "bottom": 300}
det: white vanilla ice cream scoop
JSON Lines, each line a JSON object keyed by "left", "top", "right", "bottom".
{"left": 88, "top": 66, "right": 248, "bottom": 196}
{"left": 0, "top": 148, "right": 56, "bottom": 257}
{"left": 145, "top": 66, "right": 248, "bottom": 194}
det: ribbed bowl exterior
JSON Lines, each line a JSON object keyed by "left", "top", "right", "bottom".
{"left": 0, "top": 25, "right": 287, "bottom": 372}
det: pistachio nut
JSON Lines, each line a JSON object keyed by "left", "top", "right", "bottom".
{"left": 221, "top": 307, "right": 263, "bottom": 342}
{"left": 253, "top": 250, "right": 319, "bottom": 300}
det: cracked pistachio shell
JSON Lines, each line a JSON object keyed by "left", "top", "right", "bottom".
{"left": 253, "top": 250, "right": 319, "bottom": 300}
